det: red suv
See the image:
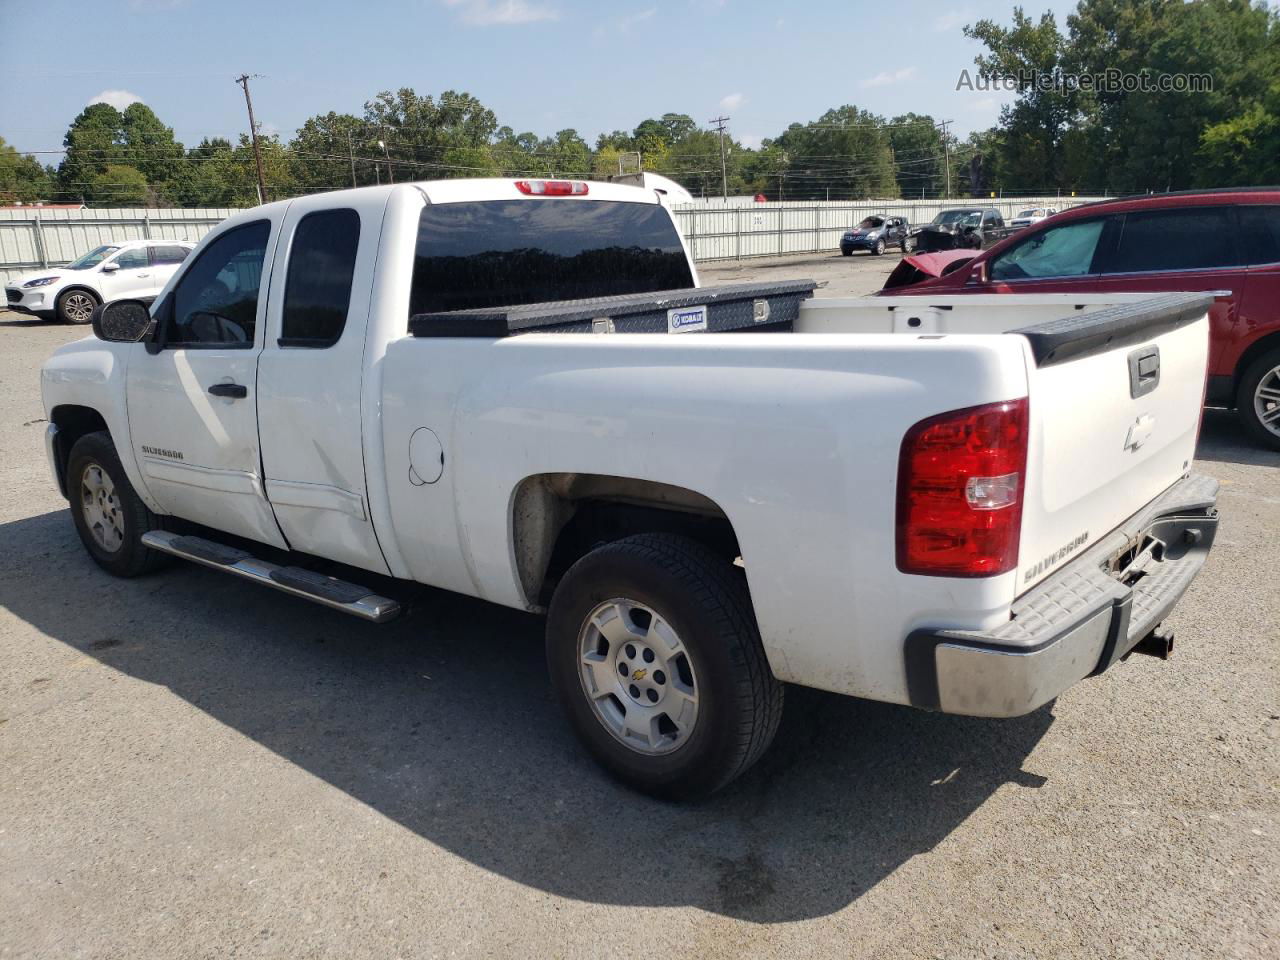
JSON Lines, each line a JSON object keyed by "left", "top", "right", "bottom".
{"left": 881, "top": 188, "right": 1280, "bottom": 449}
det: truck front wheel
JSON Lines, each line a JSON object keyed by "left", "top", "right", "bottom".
{"left": 546, "top": 533, "right": 783, "bottom": 799}
{"left": 67, "top": 431, "right": 168, "bottom": 577}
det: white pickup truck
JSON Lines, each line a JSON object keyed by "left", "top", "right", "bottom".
{"left": 41, "top": 178, "right": 1219, "bottom": 798}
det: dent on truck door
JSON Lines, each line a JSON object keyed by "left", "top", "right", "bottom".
{"left": 255, "top": 201, "right": 390, "bottom": 575}
{"left": 125, "top": 219, "right": 288, "bottom": 548}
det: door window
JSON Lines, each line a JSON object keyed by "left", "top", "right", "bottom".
{"left": 281, "top": 209, "right": 360, "bottom": 347}
{"left": 989, "top": 218, "right": 1105, "bottom": 281}
{"left": 1106, "top": 207, "right": 1238, "bottom": 273}
{"left": 113, "top": 247, "right": 150, "bottom": 269}
{"left": 164, "top": 221, "right": 270, "bottom": 347}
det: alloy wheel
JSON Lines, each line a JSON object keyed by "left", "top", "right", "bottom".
{"left": 577, "top": 598, "right": 699, "bottom": 756}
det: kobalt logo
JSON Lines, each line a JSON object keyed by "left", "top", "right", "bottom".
{"left": 141, "top": 445, "right": 184, "bottom": 460}
{"left": 667, "top": 304, "right": 708, "bottom": 334}
{"left": 1023, "top": 531, "right": 1089, "bottom": 582}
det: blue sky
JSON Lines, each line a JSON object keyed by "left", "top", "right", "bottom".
{"left": 2, "top": 0, "right": 1078, "bottom": 156}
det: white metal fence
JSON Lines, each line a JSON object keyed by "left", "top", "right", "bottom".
{"left": 670, "top": 196, "right": 1107, "bottom": 262}
{"left": 0, "top": 196, "right": 1109, "bottom": 284}
{"left": 0, "top": 208, "right": 235, "bottom": 284}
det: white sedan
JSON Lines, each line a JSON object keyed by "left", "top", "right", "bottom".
{"left": 4, "top": 239, "right": 194, "bottom": 324}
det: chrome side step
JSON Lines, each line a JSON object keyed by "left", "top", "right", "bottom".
{"left": 141, "top": 530, "right": 401, "bottom": 623}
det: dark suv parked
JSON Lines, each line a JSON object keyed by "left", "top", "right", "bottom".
{"left": 880, "top": 188, "right": 1280, "bottom": 449}
{"left": 840, "top": 215, "right": 909, "bottom": 256}
{"left": 905, "top": 207, "right": 1008, "bottom": 253}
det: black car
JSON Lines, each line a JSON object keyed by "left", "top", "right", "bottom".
{"left": 840, "top": 214, "right": 910, "bottom": 256}
{"left": 904, "top": 207, "right": 1008, "bottom": 253}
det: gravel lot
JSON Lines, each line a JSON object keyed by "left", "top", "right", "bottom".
{"left": 1, "top": 255, "right": 1277, "bottom": 959}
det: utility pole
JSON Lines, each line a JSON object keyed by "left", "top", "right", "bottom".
{"left": 234, "top": 74, "right": 268, "bottom": 204}
{"left": 939, "top": 119, "right": 952, "bottom": 199}
{"left": 345, "top": 130, "right": 358, "bottom": 188}
{"left": 379, "top": 130, "right": 394, "bottom": 184}
{"left": 708, "top": 115, "right": 730, "bottom": 201}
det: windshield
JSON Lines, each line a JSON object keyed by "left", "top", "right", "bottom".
{"left": 410, "top": 199, "right": 694, "bottom": 317}
{"left": 932, "top": 210, "right": 982, "bottom": 226}
{"left": 858, "top": 217, "right": 885, "bottom": 229}
{"left": 1016, "top": 209, "right": 1042, "bottom": 219}
{"left": 67, "top": 245, "right": 120, "bottom": 270}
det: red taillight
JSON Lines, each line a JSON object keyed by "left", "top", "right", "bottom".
{"left": 896, "top": 397, "right": 1029, "bottom": 577}
{"left": 514, "top": 179, "right": 589, "bottom": 196}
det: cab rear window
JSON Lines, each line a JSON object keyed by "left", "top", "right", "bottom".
{"left": 409, "top": 199, "right": 693, "bottom": 316}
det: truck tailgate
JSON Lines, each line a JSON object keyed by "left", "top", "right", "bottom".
{"left": 1014, "top": 293, "right": 1212, "bottom": 595}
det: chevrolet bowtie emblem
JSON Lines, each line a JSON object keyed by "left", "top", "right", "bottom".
{"left": 631, "top": 668, "right": 647, "bottom": 681}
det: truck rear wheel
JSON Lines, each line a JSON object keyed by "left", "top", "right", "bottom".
{"left": 67, "top": 431, "right": 168, "bottom": 577}
{"left": 1236, "top": 347, "right": 1280, "bottom": 450}
{"left": 546, "top": 533, "right": 783, "bottom": 799}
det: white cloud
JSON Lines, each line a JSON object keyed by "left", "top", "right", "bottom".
{"left": 861, "top": 66, "right": 917, "bottom": 89}
{"left": 442, "top": 0, "right": 558, "bottom": 25}
{"left": 934, "top": 9, "right": 972, "bottom": 33}
{"left": 969, "top": 96, "right": 1000, "bottom": 113}
{"left": 88, "top": 89, "right": 144, "bottom": 110}
{"left": 719, "top": 92, "right": 745, "bottom": 112}
{"left": 739, "top": 134, "right": 763, "bottom": 150}
{"left": 617, "top": 6, "right": 655, "bottom": 30}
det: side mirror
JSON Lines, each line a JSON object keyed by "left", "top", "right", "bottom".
{"left": 101, "top": 261, "right": 120, "bottom": 273}
{"left": 92, "top": 299, "right": 153, "bottom": 343}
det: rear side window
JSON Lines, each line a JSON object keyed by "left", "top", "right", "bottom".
{"left": 1106, "top": 207, "right": 1238, "bottom": 273}
{"left": 1237, "top": 205, "right": 1280, "bottom": 265}
{"left": 165, "top": 220, "right": 270, "bottom": 347}
{"left": 151, "top": 244, "right": 190, "bottom": 265}
{"left": 990, "top": 218, "right": 1105, "bottom": 281}
{"left": 113, "top": 247, "right": 149, "bottom": 269}
{"left": 281, "top": 209, "right": 360, "bottom": 347}
{"left": 409, "top": 199, "right": 694, "bottom": 316}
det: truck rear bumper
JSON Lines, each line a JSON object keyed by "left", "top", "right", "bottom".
{"left": 904, "top": 473, "right": 1219, "bottom": 718}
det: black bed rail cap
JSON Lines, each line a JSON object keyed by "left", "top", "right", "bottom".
{"left": 1009, "top": 291, "right": 1215, "bottom": 367}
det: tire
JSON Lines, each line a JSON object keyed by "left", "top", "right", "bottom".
{"left": 56, "top": 288, "right": 99, "bottom": 325}
{"left": 66, "top": 431, "right": 169, "bottom": 577}
{"left": 872, "top": 239, "right": 886, "bottom": 256}
{"left": 841, "top": 248, "right": 853, "bottom": 257}
{"left": 546, "top": 533, "right": 784, "bottom": 800}
{"left": 1235, "top": 347, "right": 1280, "bottom": 450}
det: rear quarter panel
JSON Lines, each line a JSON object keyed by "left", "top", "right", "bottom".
{"left": 377, "top": 332, "right": 1030, "bottom": 705}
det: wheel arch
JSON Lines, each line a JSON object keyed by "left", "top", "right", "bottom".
{"left": 510, "top": 473, "right": 744, "bottom": 610}
{"left": 49, "top": 404, "right": 109, "bottom": 497}
{"left": 53, "top": 284, "right": 102, "bottom": 321}
{"left": 1232, "top": 329, "right": 1280, "bottom": 397}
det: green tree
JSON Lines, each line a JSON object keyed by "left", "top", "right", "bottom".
{"left": 770, "top": 106, "right": 897, "bottom": 200}
{"left": 887, "top": 114, "right": 945, "bottom": 198}
{"left": 0, "top": 137, "right": 52, "bottom": 202}
{"left": 965, "top": 8, "right": 1075, "bottom": 192}
{"left": 58, "top": 103, "right": 127, "bottom": 200}
{"left": 88, "top": 164, "right": 148, "bottom": 205}
{"left": 290, "top": 112, "right": 371, "bottom": 192}
{"left": 120, "top": 102, "right": 184, "bottom": 199}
